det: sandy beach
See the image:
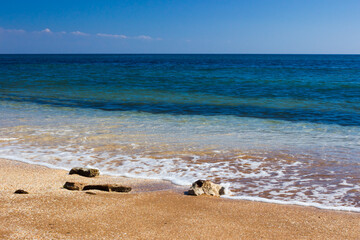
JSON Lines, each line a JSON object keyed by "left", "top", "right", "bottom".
{"left": 0, "top": 158, "right": 359, "bottom": 239}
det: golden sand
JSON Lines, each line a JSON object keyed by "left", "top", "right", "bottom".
{"left": 0, "top": 158, "right": 359, "bottom": 239}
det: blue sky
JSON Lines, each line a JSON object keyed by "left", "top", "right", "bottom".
{"left": 1, "top": 0, "right": 360, "bottom": 53}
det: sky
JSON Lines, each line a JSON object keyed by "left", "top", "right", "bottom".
{"left": 0, "top": 0, "right": 360, "bottom": 54}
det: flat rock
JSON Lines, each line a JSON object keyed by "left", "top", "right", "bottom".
{"left": 83, "top": 184, "right": 132, "bottom": 193}
{"left": 63, "top": 182, "right": 131, "bottom": 193}
{"left": 188, "top": 180, "right": 225, "bottom": 197}
{"left": 14, "top": 189, "right": 29, "bottom": 194}
{"left": 69, "top": 167, "right": 100, "bottom": 177}
{"left": 63, "top": 181, "right": 86, "bottom": 191}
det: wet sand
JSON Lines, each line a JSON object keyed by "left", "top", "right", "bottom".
{"left": 0, "top": 158, "right": 359, "bottom": 239}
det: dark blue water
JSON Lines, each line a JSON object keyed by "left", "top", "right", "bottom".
{"left": 1, "top": 54, "right": 360, "bottom": 126}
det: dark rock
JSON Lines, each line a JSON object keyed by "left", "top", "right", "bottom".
{"left": 63, "top": 181, "right": 85, "bottom": 191}
{"left": 219, "top": 186, "right": 225, "bottom": 195}
{"left": 63, "top": 182, "right": 131, "bottom": 193}
{"left": 188, "top": 180, "right": 225, "bottom": 197}
{"left": 83, "top": 184, "right": 132, "bottom": 192}
{"left": 14, "top": 189, "right": 29, "bottom": 194}
{"left": 69, "top": 167, "right": 100, "bottom": 177}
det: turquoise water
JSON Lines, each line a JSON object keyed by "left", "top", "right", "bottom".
{"left": 0, "top": 54, "right": 359, "bottom": 211}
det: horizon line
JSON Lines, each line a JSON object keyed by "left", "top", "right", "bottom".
{"left": 1, "top": 53, "right": 360, "bottom": 55}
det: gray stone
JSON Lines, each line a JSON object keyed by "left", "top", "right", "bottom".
{"left": 188, "top": 180, "right": 225, "bottom": 197}
{"left": 69, "top": 167, "right": 100, "bottom": 177}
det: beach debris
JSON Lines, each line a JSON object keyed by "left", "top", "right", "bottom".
{"left": 14, "top": 189, "right": 29, "bottom": 194}
{"left": 63, "top": 182, "right": 132, "bottom": 193}
{"left": 69, "top": 167, "right": 100, "bottom": 177}
{"left": 63, "top": 181, "right": 86, "bottom": 191}
{"left": 188, "top": 180, "right": 225, "bottom": 197}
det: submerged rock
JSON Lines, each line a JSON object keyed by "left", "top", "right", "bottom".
{"left": 63, "top": 182, "right": 131, "bottom": 193}
{"left": 188, "top": 180, "right": 225, "bottom": 197}
{"left": 14, "top": 189, "right": 29, "bottom": 194}
{"left": 69, "top": 167, "right": 100, "bottom": 177}
{"left": 63, "top": 181, "right": 85, "bottom": 191}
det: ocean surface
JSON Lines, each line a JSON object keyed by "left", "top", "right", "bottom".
{"left": 0, "top": 54, "right": 359, "bottom": 211}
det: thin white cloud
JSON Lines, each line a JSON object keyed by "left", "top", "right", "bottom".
{"left": 0, "top": 27, "right": 25, "bottom": 34}
{"left": 136, "top": 35, "right": 152, "bottom": 40}
{"left": 41, "top": 28, "right": 52, "bottom": 33}
{"left": 97, "top": 33, "right": 161, "bottom": 40}
{"left": 36, "top": 28, "right": 67, "bottom": 35}
{"left": 7, "top": 29, "right": 25, "bottom": 34}
{"left": 97, "top": 33, "right": 128, "bottom": 39}
{"left": 71, "top": 31, "right": 89, "bottom": 36}
{"left": 136, "top": 35, "right": 162, "bottom": 41}
{"left": 0, "top": 27, "right": 161, "bottom": 41}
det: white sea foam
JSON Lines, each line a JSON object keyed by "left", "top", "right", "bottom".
{"left": 223, "top": 195, "right": 360, "bottom": 213}
{"left": 338, "top": 180, "right": 353, "bottom": 186}
{"left": 0, "top": 138, "right": 18, "bottom": 141}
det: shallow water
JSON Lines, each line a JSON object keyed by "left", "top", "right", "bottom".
{"left": 1, "top": 54, "right": 359, "bottom": 211}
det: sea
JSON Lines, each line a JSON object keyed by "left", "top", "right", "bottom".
{"left": 0, "top": 54, "right": 359, "bottom": 212}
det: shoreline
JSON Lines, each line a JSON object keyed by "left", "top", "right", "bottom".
{"left": 1, "top": 157, "right": 359, "bottom": 239}
{"left": 3, "top": 155, "right": 360, "bottom": 213}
